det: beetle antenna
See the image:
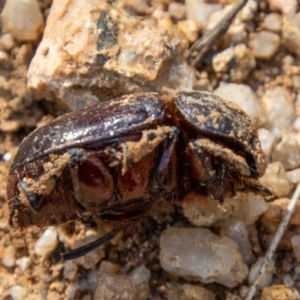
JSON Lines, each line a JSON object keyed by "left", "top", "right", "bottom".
{"left": 61, "top": 227, "right": 121, "bottom": 261}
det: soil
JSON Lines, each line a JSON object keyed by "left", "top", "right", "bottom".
{"left": 1, "top": 1, "right": 300, "bottom": 300}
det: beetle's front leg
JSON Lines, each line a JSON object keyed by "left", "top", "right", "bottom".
{"left": 187, "top": 138, "right": 250, "bottom": 202}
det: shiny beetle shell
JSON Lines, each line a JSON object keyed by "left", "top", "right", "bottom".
{"left": 7, "top": 91, "right": 271, "bottom": 259}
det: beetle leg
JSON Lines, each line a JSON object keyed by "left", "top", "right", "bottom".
{"left": 238, "top": 177, "right": 273, "bottom": 197}
{"left": 190, "top": 139, "right": 251, "bottom": 176}
{"left": 155, "top": 128, "right": 179, "bottom": 194}
{"left": 187, "top": 138, "right": 249, "bottom": 201}
{"left": 61, "top": 227, "right": 121, "bottom": 261}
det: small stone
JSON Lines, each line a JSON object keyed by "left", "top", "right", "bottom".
{"left": 129, "top": 266, "right": 151, "bottom": 300}
{"left": 177, "top": 20, "right": 201, "bottom": 43}
{"left": 185, "top": 0, "right": 221, "bottom": 29}
{"left": 291, "top": 235, "right": 300, "bottom": 261}
{"left": 214, "top": 83, "right": 265, "bottom": 128}
{"left": 93, "top": 275, "right": 136, "bottom": 300}
{"left": 261, "top": 285, "right": 300, "bottom": 300}
{"left": 212, "top": 44, "right": 256, "bottom": 82}
{"left": 124, "top": 0, "right": 151, "bottom": 15}
{"left": 294, "top": 116, "right": 300, "bottom": 130}
{"left": 78, "top": 270, "right": 98, "bottom": 291}
{"left": 263, "top": 13, "right": 282, "bottom": 33}
{"left": 129, "top": 265, "right": 151, "bottom": 285}
{"left": 160, "top": 227, "right": 248, "bottom": 288}
{"left": 239, "top": 286, "right": 249, "bottom": 298}
{"left": 261, "top": 198, "right": 300, "bottom": 227}
{"left": 257, "top": 128, "right": 276, "bottom": 159}
{"left": 220, "top": 217, "right": 254, "bottom": 264}
{"left": 2, "top": 245, "right": 16, "bottom": 268}
{"left": 260, "top": 162, "right": 291, "bottom": 197}
{"left": 239, "top": 0, "right": 258, "bottom": 22}
{"left": 266, "top": 0, "right": 298, "bottom": 15}
{"left": 34, "top": 228, "right": 58, "bottom": 257}
{"left": 49, "top": 281, "right": 65, "bottom": 293}
{"left": 9, "top": 286, "right": 29, "bottom": 300}
{"left": 99, "top": 261, "right": 120, "bottom": 275}
{"left": 2, "top": 152, "right": 12, "bottom": 162}
{"left": 15, "top": 256, "right": 30, "bottom": 272}
{"left": 168, "top": 2, "right": 186, "bottom": 21}
{"left": 249, "top": 31, "right": 280, "bottom": 60}
{"left": 63, "top": 260, "right": 78, "bottom": 280}
{"left": 272, "top": 133, "right": 300, "bottom": 170}
{"left": 133, "top": 282, "right": 149, "bottom": 300}
{"left": 283, "top": 274, "right": 295, "bottom": 288}
{"left": 248, "top": 257, "right": 275, "bottom": 289}
{"left": 182, "top": 193, "right": 231, "bottom": 227}
{"left": 182, "top": 284, "right": 215, "bottom": 300}
{"left": 157, "top": 17, "right": 173, "bottom": 31}
{"left": 193, "top": 72, "right": 213, "bottom": 92}
{"left": 0, "top": 50, "right": 9, "bottom": 62}
{"left": 295, "top": 265, "right": 300, "bottom": 274}
{"left": 65, "top": 284, "right": 77, "bottom": 300}
{"left": 261, "top": 87, "right": 294, "bottom": 139}
{"left": 226, "top": 293, "right": 242, "bottom": 300}
{"left": 167, "top": 284, "right": 216, "bottom": 300}
{"left": 1, "top": 0, "right": 44, "bottom": 42}
{"left": 282, "top": 14, "right": 300, "bottom": 59}
{"left": 287, "top": 168, "right": 300, "bottom": 187}
{"left": 0, "top": 33, "right": 14, "bottom": 51}
{"left": 229, "top": 193, "right": 268, "bottom": 225}
{"left": 47, "top": 291, "right": 60, "bottom": 300}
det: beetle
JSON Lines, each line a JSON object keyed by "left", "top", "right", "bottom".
{"left": 7, "top": 90, "right": 271, "bottom": 260}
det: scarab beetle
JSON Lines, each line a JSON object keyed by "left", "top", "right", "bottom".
{"left": 7, "top": 91, "right": 271, "bottom": 260}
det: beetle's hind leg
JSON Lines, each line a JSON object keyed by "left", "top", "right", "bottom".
{"left": 238, "top": 178, "right": 273, "bottom": 197}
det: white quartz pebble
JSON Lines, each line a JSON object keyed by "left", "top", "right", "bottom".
{"left": 160, "top": 227, "right": 248, "bottom": 288}
{"left": 1, "top": 0, "right": 44, "bottom": 42}
{"left": 220, "top": 217, "right": 254, "bottom": 264}
{"left": 257, "top": 128, "right": 276, "bottom": 159}
{"left": 249, "top": 31, "right": 280, "bottom": 60}
{"left": 34, "top": 227, "right": 58, "bottom": 257}
{"left": 261, "top": 87, "right": 294, "bottom": 139}
{"left": 2, "top": 245, "right": 16, "bottom": 268}
{"left": 10, "top": 286, "right": 29, "bottom": 300}
{"left": 214, "top": 83, "right": 265, "bottom": 128}
{"left": 129, "top": 265, "right": 151, "bottom": 285}
{"left": 260, "top": 162, "right": 291, "bottom": 197}
{"left": 16, "top": 257, "right": 31, "bottom": 272}
{"left": 264, "top": 13, "right": 282, "bottom": 33}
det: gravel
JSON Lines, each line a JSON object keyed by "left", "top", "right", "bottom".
{"left": 1, "top": 0, "right": 300, "bottom": 299}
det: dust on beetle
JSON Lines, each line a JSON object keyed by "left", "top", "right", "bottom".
{"left": 7, "top": 91, "right": 272, "bottom": 260}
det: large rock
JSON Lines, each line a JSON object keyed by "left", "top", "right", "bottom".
{"left": 27, "top": 0, "right": 193, "bottom": 110}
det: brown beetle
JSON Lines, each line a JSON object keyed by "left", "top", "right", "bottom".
{"left": 7, "top": 91, "right": 271, "bottom": 260}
